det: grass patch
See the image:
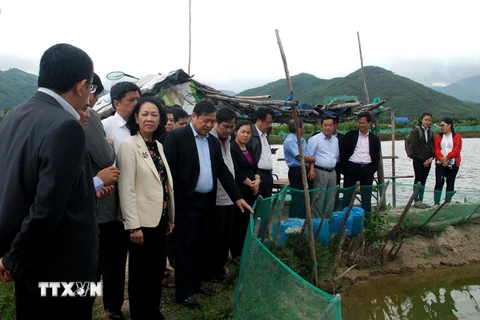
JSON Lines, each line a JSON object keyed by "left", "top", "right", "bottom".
{"left": 0, "top": 282, "right": 15, "bottom": 320}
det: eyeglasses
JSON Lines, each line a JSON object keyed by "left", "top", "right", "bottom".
{"left": 86, "top": 80, "right": 98, "bottom": 94}
{"left": 440, "top": 124, "right": 446, "bottom": 127}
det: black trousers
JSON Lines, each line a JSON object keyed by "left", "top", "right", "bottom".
{"left": 434, "top": 165, "right": 459, "bottom": 204}
{"left": 175, "top": 194, "right": 214, "bottom": 301}
{"left": 343, "top": 162, "right": 375, "bottom": 213}
{"left": 412, "top": 158, "right": 431, "bottom": 201}
{"left": 97, "top": 220, "right": 128, "bottom": 313}
{"left": 288, "top": 166, "right": 313, "bottom": 219}
{"left": 15, "top": 279, "right": 94, "bottom": 320}
{"left": 258, "top": 169, "right": 274, "bottom": 198}
{"left": 204, "top": 205, "right": 234, "bottom": 279}
{"left": 128, "top": 218, "right": 167, "bottom": 320}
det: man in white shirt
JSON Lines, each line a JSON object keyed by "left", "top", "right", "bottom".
{"left": 308, "top": 116, "right": 339, "bottom": 217}
{"left": 248, "top": 107, "right": 275, "bottom": 198}
{"left": 102, "top": 82, "right": 141, "bottom": 153}
{"left": 205, "top": 107, "right": 237, "bottom": 282}
{"left": 340, "top": 112, "right": 381, "bottom": 213}
{"left": 100, "top": 81, "right": 140, "bottom": 320}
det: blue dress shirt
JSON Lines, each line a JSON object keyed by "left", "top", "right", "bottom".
{"left": 191, "top": 124, "right": 214, "bottom": 193}
{"left": 283, "top": 133, "right": 311, "bottom": 167}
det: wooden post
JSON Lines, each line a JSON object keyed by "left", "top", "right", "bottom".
{"left": 338, "top": 181, "right": 360, "bottom": 235}
{"left": 261, "top": 196, "right": 279, "bottom": 243}
{"left": 466, "top": 204, "right": 480, "bottom": 221}
{"left": 391, "top": 112, "right": 396, "bottom": 207}
{"left": 188, "top": 0, "right": 192, "bottom": 75}
{"left": 357, "top": 31, "right": 370, "bottom": 104}
{"left": 275, "top": 29, "right": 318, "bottom": 286}
{"left": 273, "top": 190, "right": 288, "bottom": 247}
{"left": 253, "top": 218, "right": 262, "bottom": 237}
{"left": 375, "top": 180, "right": 390, "bottom": 214}
{"left": 315, "top": 188, "right": 339, "bottom": 239}
{"left": 301, "top": 190, "right": 323, "bottom": 234}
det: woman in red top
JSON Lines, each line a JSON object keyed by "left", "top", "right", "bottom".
{"left": 433, "top": 117, "right": 462, "bottom": 206}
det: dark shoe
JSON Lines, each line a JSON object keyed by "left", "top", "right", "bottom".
{"left": 108, "top": 310, "right": 125, "bottom": 320}
{"left": 178, "top": 296, "right": 202, "bottom": 309}
{"left": 193, "top": 285, "right": 216, "bottom": 296}
{"left": 205, "top": 273, "right": 226, "bottom": 283}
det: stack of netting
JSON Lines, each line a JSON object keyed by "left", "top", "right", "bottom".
{"left": 233, "top": 188, "right": 343, "bottom": 320}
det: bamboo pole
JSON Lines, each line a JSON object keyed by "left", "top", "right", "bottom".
{"left": 261, "top": 196, "right": 279, "bottom": 243}
{"left": 466, "top": 204, "right": 480, "bottom": 221}
{"left": 204, "top": 94, "right": 297, "bottom": 107}
{"left": 253, "top": 218, "right": 262, "bottom": 237}
{"left": 338, "top": 181, "right": 360, "bottom": 235}
{"left": 357, "top": 31, "right": 370, "bottom": 104}
{"left": 391, "top": 112, "right": 397, "bottom": 207}
{"left": 188, "top": 0, "right": 192, "bottom": 75}
{"left": 273, "top": 190, "right": 289, "bottom": 247}
{"left": 300, "top": 190, "right": 323, "bottom": 234}
{"left": 275, "top": 29, "right": 318, "bottom": 286}
{"left": 375, "top": 180, "right": 390, "bottom": 214}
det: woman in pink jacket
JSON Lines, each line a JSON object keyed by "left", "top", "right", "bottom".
{"left": 433, "top": 117, "right": 462, "bottom": 207}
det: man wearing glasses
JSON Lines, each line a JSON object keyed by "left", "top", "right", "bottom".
{"left": 0, "top": 43, "right": 99, "bottom": 319}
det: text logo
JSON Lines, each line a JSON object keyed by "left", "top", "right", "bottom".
{"left": 38, "top": 282, "right": 102, "bottom": 297}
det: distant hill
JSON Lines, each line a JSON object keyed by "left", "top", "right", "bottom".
{"left": 432, "top": 75, "right": 480, "bottom": 103}
{"left": 238, "top": 73, "right": 331, "bottom": 100}
{"left": 220, "top": 89, "right": 237, "bottom": 96}
{"left": 0, "top": 68, "right": 38, "bottom": 110}
{"left": 239, "top": 66, "right": 480, "bottom": 120}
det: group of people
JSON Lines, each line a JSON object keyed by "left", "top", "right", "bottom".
{"left": 284, "top": 112, "right": 382, "bottom": 216}
{"left": 0, "top": 43, "right": 284, "bottom": 320}
{"left": 408, "top": 112, "right": 463, "bottom": 209}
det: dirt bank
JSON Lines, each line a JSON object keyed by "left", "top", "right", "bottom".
{"left": 340, "top": 222, "right": 480, "bottom": 285}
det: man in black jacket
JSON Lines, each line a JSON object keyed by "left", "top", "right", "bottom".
{"left": 248, "top": 107, "right": 275, "bottom": 198}
{"left": 0, "top": 43, "right": 98, "bottom": 319}
{"left": 164, "top": 101, "right": 252, "bottom": 309}
{"left": 340, "top": 112, "right": 381, "bottom": 213}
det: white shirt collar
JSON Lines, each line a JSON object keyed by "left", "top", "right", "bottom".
{"left": 37, "top": 88, "right": 80, "bottom": 120}
{"left": 256, "top": 125, "right": 266, "bottom": 137}
{"left": 113, "top": 112, "right": 127, "bottom": 128}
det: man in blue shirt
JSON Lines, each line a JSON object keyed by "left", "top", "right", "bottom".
{"left": 307, "top": 116, "right": 339, "bottom": 217}
{"left": 283, "top": 119, "right": 315, "bottom": 218}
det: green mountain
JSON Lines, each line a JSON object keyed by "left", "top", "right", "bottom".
{"left": 0, "top": 68, "right": 38, "bottom": 110}
{"left": 239, "top": 66, "right": 480, "bottom": 120}
{"left": 432, "top": 75, "right": 480, "bottom": 103}
{"left": 238, "top": 73, "right": 331, "bottom": 100}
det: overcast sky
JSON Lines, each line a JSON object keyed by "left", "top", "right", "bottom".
{"left": 1, "top": 0, "right": 479, "bottom": 92}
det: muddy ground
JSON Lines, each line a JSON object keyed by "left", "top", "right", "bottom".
{"left": 339, "top": 222, "right": 480, "bottom": 285}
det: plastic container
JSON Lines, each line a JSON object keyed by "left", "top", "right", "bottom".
{"left": 331, "top": 210, "right": 353, "bottom": 235}
{"left": 310, "top": 218, "right": 331, "bottom": 245}
{"left": 272, "top": 218, "right": 303, "bottom": 245}
{"left": 351, "top": 207, "right": 365, "bottom": 236}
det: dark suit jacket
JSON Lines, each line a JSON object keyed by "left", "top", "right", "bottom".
{"left": 84, "top": 108, "right": 119, "bottom": 224}
{"left": 247, "top": 125, "right": 269, "bottom": 166}
{"left": 231, "top": 141, "right": 259, "bottom": 203}
{"left": 163, "top": 125, "right": 242, "bottom": 207}
{"left": 0, "top": 91, "right": 98, "bottom": 288}
{"left": 340, "top": 129, "right": 381, "bottom": 174}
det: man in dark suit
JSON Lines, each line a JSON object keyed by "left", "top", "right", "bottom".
{"left": 0, "top": 43, "right": 98, "bottom": 319}
{"left": 164, "top": 101, "right": 252, "bottom": 309}
{"left": 248, "top": 107, "right": 275, "bottom": 198}
{"left": 340, "top": 111, "right": 381, "bottom": 213}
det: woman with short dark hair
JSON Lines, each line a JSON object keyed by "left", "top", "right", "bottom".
{"left": 117, "top": 96, "right": 174, "bottom": 320}
{"left": 409, "top": 112, "right": 434, "bottom": 209}
{"left": 433, "top": 117, "right": 462, "bottom": 207}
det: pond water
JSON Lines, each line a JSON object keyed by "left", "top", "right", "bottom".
{"left": 341, "top": 264, "right": 480, "bottom": 319}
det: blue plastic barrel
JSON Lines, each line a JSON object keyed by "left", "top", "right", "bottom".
{"left": 311, "top": 218, "right": 330, "bottom": 245}
{"left": 272, "top": 218, "right": 304, "bottom": 245}
{"left": 331, "top": 211, "right": 344, "bottom": 234}
{"left": 351, "top": 208, "right": 365, "bottom": 236}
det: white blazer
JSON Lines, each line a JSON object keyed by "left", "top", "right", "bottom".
{"left": 117, "top": 133, "right": 175, "bottom": 230}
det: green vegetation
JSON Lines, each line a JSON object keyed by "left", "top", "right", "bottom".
{"left": 0, "top": 69, "right": 38, "bottom": 110}
{"left": 432, "top": 75, "right": 480, "bottom": 103}
{"left": 238, "top": 66, "right": 480, "bottom": 120}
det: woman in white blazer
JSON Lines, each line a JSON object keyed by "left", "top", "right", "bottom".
{"left": 117, "top": 96, "right": 174, "bottom": 320}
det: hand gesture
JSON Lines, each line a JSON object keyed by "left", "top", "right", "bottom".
{"left": 236, "top": 199, "right": 253, "bottom": 214}
{"left": 0, "top": 258, "right": 13, "bottom": 283}
{"left": 97, "top": 166, "right": 120, "bottom": 186}
{"left": 96, "top": 185, "right": 115, "bottom": 198}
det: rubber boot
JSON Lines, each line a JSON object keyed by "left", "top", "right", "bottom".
{"left": 434, "top": 190, "right": 442, "bottom": 205}
{"left": 445, "top": 191, "right": 455, "bottom": 203}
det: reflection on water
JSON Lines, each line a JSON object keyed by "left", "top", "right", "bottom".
{"left": 342, "top": 264, "right": 480, "bottom": 319}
